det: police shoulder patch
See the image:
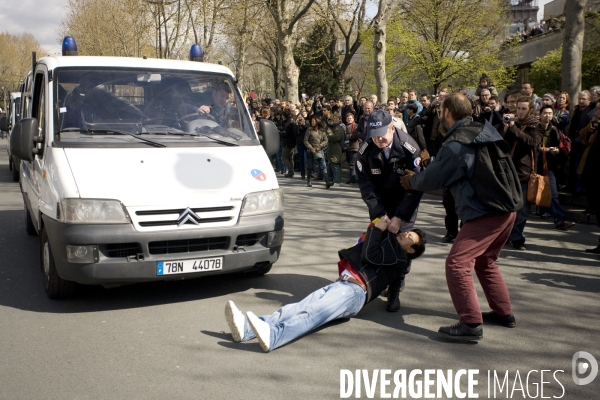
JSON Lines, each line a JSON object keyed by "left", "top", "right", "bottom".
{"left": 402, "top": 142, "right": 417, "bottom": 154}
{"left": 358, "top": 141, "right": 369, "bottom": 154}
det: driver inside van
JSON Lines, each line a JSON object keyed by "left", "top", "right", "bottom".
{"left": 195, "top": 82, "right": 233, "bottom": 127}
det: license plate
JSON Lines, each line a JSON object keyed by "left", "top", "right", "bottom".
{"left": 156, "top": 257, "right": 223, "bottom": 275}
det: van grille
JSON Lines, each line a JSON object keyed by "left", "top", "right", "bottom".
{"left": 135, "top": 206, "right": 235, "bottom": 227}
{"left": 149, "top": 237, "right": 229, "bottom": 255}
{"left": 103, "top": 243, "right": 141, "bottom": 258}
{"left": 139, "top": 217, "right": 232, "bottom": 227}
{"left": 235, "top": 233, "right": 264, "bottom": 247}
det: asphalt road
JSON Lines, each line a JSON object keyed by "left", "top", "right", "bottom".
{"left": 0, "top": 137, "right": 599, "bottom": 400}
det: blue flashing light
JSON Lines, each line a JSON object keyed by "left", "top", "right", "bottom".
{"left": 190, "top": 44, "right": 204, "bottom": 62}
{"left": 62, "top": 36, "right": 78, "bottom": 56}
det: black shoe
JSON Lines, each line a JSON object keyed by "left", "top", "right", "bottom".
{"left": 345, "top": 179, "right": 356, "bottom": 184}
{"left": 326, "top": 180, "right": 331, "bottom": 189}
{"left": 555, "top": 221, "right": 575, "bottom": 230}
{"left": 284, "top": 172, "right": 294, "bottom": 178}
{"left": 386, "top": 290, "right": 400, "bottom": 312}
{"left": 585, "top": 245, "right": 600, "bottom": 254}
{"left": 482, "top": 311, "right": 516, "bottom": 328}
{"left": 441, "top": 233, "right": 456, "bottom": 243}
{"left": 511, "top": 242, "right": 527, "bottom": 251}
{"left": 438, "top": 322, "right": 483, "bottom": 342}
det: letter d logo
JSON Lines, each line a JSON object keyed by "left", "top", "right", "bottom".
{"left": 572, "top": 351, "right": 598, "bottom": 385}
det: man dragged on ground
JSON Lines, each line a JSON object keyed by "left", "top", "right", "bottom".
{"left": 224, "top": 219, "right": 427, "bottom": 352}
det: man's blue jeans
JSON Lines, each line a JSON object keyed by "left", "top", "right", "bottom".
{"left": 509, "top": 182, "right": 531, "bottom": 245}
{"left": 239, "top": 281, "right": 366, "bottom": 351}
{"left": 540, "top": 170, "right": 565, "bottom": 226}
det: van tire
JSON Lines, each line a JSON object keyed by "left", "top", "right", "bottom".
{"left": 25, "top": 208, "right": 37, "bottom": 236}
{"left": 11, "top": 157, "right": 19, "bottom": 182}
{"left": 245, "top": 262, "right": 272, "bottom": 276}
{"left": 40, "top": 229, "right": 76, "bottom": 299}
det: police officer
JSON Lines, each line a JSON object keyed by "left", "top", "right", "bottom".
{"left": 356, "top": 109, "right": 424, "bottom": 312}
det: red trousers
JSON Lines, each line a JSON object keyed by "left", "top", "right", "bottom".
{"left": 445, "top": 212, "right": 516, "bottom": 324}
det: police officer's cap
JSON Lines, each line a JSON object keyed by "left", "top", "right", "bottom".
{"left": 367, "top": 109, "right": 393, "bottom": 138}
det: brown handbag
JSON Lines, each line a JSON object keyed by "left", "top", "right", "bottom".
{"left": 526, "top": 148, "right": 551, "bottom": 207}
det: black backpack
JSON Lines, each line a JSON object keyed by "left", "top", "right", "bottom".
{"left": 447, "top": 121, "right": 523, "bottom": 213}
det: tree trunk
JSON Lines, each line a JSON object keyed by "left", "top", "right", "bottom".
{"left": 562, "top": 0, "right": 588, "bottom": 114}
{"left": 280, "top": 33, "right": 300, "bottom": 103}
{"left": 373, "top": 24, "right": 388, "bottom": 104}
{"left": 372, "top": 0, "right": 397, "bottom": 105}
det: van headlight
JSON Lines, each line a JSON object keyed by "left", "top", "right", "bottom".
{"left": 240, "top": 189, "right": 283, "bottom": 216}
{"left": 61, "top": 199, "right": 129, "bottom": 223}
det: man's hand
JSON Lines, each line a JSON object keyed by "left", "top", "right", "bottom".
{"left": 503, "top": 114, "right": 516, "bottom": 127}
{"left": 197, "top": 105, "right": 211, "bottom": 114}
{"left": 400, "top": 169, "right": 415, "bottom": 190}
{"left": 374, "top": 216, "right": 390, "bottom": 231}
{"left": 388, "top": 217, "right": 402, "bottom": 235}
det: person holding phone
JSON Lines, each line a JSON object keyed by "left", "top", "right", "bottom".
{"left": 538, "top": 105, "right": 575, "bottom": 231}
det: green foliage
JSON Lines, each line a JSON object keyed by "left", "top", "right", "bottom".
{"left": 528, "top": 47, "right": 562, "bottom": 95}
{"left": 294, "top": 21, "right": 341, "bottom": 99}
{"left": 361, "top": 0, "right": 514, "bottom": 94}
{"left": 530, "top": 12, "right": 600, "bottom": 94}
{"left": 529, "top": 45, "right": 600, "bottom": 95}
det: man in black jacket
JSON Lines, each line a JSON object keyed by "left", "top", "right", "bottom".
{"left": 281, "top": 109, "right": 297, "bottom": 177}
{"left": 224, "top": 219, "right": 426, "bottom": 352}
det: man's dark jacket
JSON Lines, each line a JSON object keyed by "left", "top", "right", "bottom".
{"left": 339, "top": 225, "right": 409, "bottom": 304}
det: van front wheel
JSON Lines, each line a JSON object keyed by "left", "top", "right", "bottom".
{"left": 40, "top": 229, "right": 76, "bottom": 299}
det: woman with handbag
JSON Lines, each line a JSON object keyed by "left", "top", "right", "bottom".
{"left": 537, "top": 105, "right": 576, "bottom": 230}
{"left": 326, "top": 114, "right": 346, "bottom": 188}
{"left": 304, "top": 115, "right": 329, "bottom": 188}
{"left": 502, "top": 96, "right": 544, "bottom": 250}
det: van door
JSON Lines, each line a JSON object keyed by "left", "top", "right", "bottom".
{"left": 24, "top": 69, "right": 49, "bottom": 229}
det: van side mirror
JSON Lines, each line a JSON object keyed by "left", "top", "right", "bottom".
{"left": 10, "top": 118, "right": 38, "bottom": 162}
{"left": 259, "top": 119, "right": 279, "bottom": 156}
{"left": 0, "top": 116, "right": 7, "bottom": 132}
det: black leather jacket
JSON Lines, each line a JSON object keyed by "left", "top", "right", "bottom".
{"left": 338, "top": 226, "right": 409, "bottom": 304}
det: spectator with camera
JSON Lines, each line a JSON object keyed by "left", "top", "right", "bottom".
{"left": 537, "top": 105, "right": 576, "bottom": 231}
{"left": 502, "top": 96, "right": 544, "bottom": 251}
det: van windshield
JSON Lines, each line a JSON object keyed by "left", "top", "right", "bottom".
{"left": 53, "top": 68, "right": 257, "bottom": 146}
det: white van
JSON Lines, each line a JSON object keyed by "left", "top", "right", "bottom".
{"left": 8, "top": 47, "right": 283, "bottom": 298}
{"left": 2, "top": 92, "right": 22, "bottom": 181}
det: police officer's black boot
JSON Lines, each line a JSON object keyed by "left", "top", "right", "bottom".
{"left": 386, "top": 288, "right": 401, "bottom": 312}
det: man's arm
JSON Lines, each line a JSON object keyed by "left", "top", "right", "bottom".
{"left": 408, "top": 142, "right": 469, "bottom": 192}
{"left": 360, "top": 223, "right": 406, "bottom": 266}
{"left": 506, "top": 124, "right": 542, "bottom": 146}
{"left": 356, "top": 148, "right": 387, "bottom": 219}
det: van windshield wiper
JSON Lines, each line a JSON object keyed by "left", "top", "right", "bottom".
{"left": 58, "top": 128, "right": 166, "bottom": 148}
{"left": 190, "top": 132, "right": 238, "bottom": 146}
{"left": 149, "top": 130, "right": 238, "bottom": 146}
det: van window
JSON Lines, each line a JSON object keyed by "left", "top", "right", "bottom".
{"left": 53, "top": 68, "right": 257, "bottom": 147}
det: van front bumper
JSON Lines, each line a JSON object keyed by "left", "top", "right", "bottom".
{"left": 42, "top": 213, "right": 283, "bottom": 285}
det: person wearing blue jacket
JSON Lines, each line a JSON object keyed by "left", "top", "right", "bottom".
{"left": 401, "top": 93, "right": 517, "bottom": 342}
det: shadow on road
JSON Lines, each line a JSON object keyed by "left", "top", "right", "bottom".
{"left": 521, "top": 272, "right": 600, "bottom": 293}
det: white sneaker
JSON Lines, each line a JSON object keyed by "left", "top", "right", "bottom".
{"left": 246, "top": 311, "right": 271, "bottom": 352}
{"left": 224, "top": 300, "right": 245, "bottom": 342}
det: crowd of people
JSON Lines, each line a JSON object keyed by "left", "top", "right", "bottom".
{"left": 222, "top": 80, "right": 600, "bottom": 351}
{"left": 245, "top": 76, "right": 600, "bottom": 256}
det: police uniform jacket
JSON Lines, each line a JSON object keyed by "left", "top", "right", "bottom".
{"left": 356, "top": 127, "right": 424, "bottom": 222}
